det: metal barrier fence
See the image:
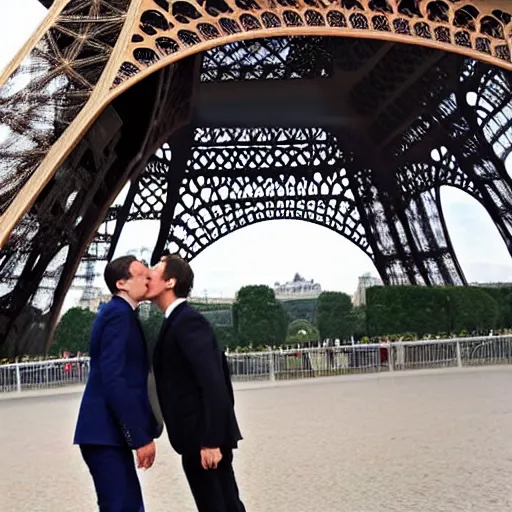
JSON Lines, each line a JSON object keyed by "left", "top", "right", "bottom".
{"left": 226, "top": 335, "right": 512, "bottom": 381}
{"left": 2, "top": 335, "right": 512, "bottom": 392}
{"left": 0, "top": 358, "right": 90, "bottom": 393}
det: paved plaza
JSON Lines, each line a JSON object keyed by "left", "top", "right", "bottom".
{"left": 2, "top": 367, "right": 512, "bottom": 511}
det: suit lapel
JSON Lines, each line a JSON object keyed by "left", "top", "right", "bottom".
{"left": 153, "top": 315, "right": 171, "bottom": 373}
{"left": 169, "top": 301, "right": 188, "bottom": 324}
{"left": 153, "top": 302, "right": 188, "bottom": 364}
{"left": 155, "top": 315, "right": 171, "bottom": 351}
{"left": 134, "top": 312, "right": 154, "bottom": 370}
{"left": 133, "top": 310, "right": 146, "bottom": 341}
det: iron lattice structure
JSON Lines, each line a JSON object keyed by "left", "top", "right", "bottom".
{"left": 0, "top": 0, "right": 511, "bottom": 355}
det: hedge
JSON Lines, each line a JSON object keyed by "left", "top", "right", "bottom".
{"left": 366, "top": 286, "right": 508, "bottom": 337}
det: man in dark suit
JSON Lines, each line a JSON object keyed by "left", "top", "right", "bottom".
{"left": 74, "top": 255, "right": 162, "bottom": 512}
{"left": 146, "top": 254, "right": 246, "bottom": 512}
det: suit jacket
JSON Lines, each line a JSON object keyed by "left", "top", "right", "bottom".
{"left": 153, "top": 302, "right": 242, "bottom": 455}
{"left": 74, "top": 296, "right": 160, "bottom": 449}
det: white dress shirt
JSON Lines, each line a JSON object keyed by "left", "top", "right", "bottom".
{"left": 165, "top": 298, "right": 186, "bottom": 319}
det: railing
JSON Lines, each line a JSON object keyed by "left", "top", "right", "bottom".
{"left": 2, "top": 335, "right": 512, "bottom": 393}
{"left": 227, "top": 345, "right": 382, "bottom": 381}
{"left": 225, "top": 335, "right": 512, "bottom": 381}
{"left": 0, "top": 358, "right": 90, "bottom": 393}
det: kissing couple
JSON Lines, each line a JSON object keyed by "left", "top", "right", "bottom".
{"left": 73, "top": 253, "right": 246, "bottom": 512}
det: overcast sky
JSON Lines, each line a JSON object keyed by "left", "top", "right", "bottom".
{"left": 2, "top": 1, "right": 512, "bottom": 304}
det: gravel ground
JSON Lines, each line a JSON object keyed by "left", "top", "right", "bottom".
{"left": 2, "top": 367, "right": 512, "bottom": 512}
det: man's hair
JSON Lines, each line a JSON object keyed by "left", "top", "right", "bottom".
{"left": 162, "top": 255, "right": 194, "bottom": 298}
{"left": 104, "top": 255, "right": 137, "bottom": 295}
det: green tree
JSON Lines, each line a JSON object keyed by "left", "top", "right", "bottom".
{"left": 201, "top": 309, "right": 233, "bottom": 327}
{"left": 214, "top": 326, "right": 238, "bottom": 351}
{"left": 232, "top": 285, "right": 288, "bottom": 348}
{"left": 286, "top": 319, "right": 320, "bottom": 345}
{"left": 140, "top": 305, "right": 164, "bottom": 355}
{"left": 445, "top": 287, "right": 498, "bottom": 333}
{"left": 351, "top": 305, "right": 367, "bottom": 339}
{"left": 50, "top": 307, "right": 96, "bottom": 355}
{"left": 480, "top": 286, "right": 512, "bottom": 329}
{"left": 366, "top": 286, "right": 449, "bottom": 336}
{"left": 189, "top": 302, "right": 233, "bottom": 328}
{"left": 280, "top": 299, "right": 318, "bottom": 324}
{"left": 317, "top": 291, "right": 354, "bottom": 341}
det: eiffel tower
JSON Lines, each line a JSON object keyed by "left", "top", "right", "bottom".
{"left": 0, "top": 0, "right": 511, "bottom": 356}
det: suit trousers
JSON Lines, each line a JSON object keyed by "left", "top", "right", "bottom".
{"left": 80, "top": 445, "right": 144, "bottom": 512}
{"left": 182, "top": 448, "right": 246, "bottom": 512}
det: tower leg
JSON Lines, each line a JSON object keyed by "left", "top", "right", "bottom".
{"left": 340, "top": 133, "right": 467, "bottom": 286}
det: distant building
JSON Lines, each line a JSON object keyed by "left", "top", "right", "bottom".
{"left": 470, "top": 282, "right": 512, "bottom": 288}
{"left": 352, "top": 273, "right": 382, "bottom": 306}
{"left": 274, "top": 273, "right": 322, "bottom": 299}
{"left": 78, "top": 288, "right": 111, "bottom": 312}
{"left": 190, "top": 296, "right": 235, "bottom": 304}
{"left": 79, "top": 291, "right": 152, "bottom": 320}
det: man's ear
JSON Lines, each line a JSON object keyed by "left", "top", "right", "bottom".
{"left": 166, "top": 278, "right": 176, "bottom": 290}
{"left": 116, "top": 278, "right": 128, "bottom": 292}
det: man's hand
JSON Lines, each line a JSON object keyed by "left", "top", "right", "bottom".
{"left": 136, "top": 441, "right": 156, "bottom": 470}
{"left": 200, "top": 447, "right": 222, "bottom": 470}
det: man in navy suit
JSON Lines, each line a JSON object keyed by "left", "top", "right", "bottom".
{"left": 74, "top": 255, "right": 162, "bottom": 512}
{"left": 146, "top": 253, "right": 246, "bottom": 512}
